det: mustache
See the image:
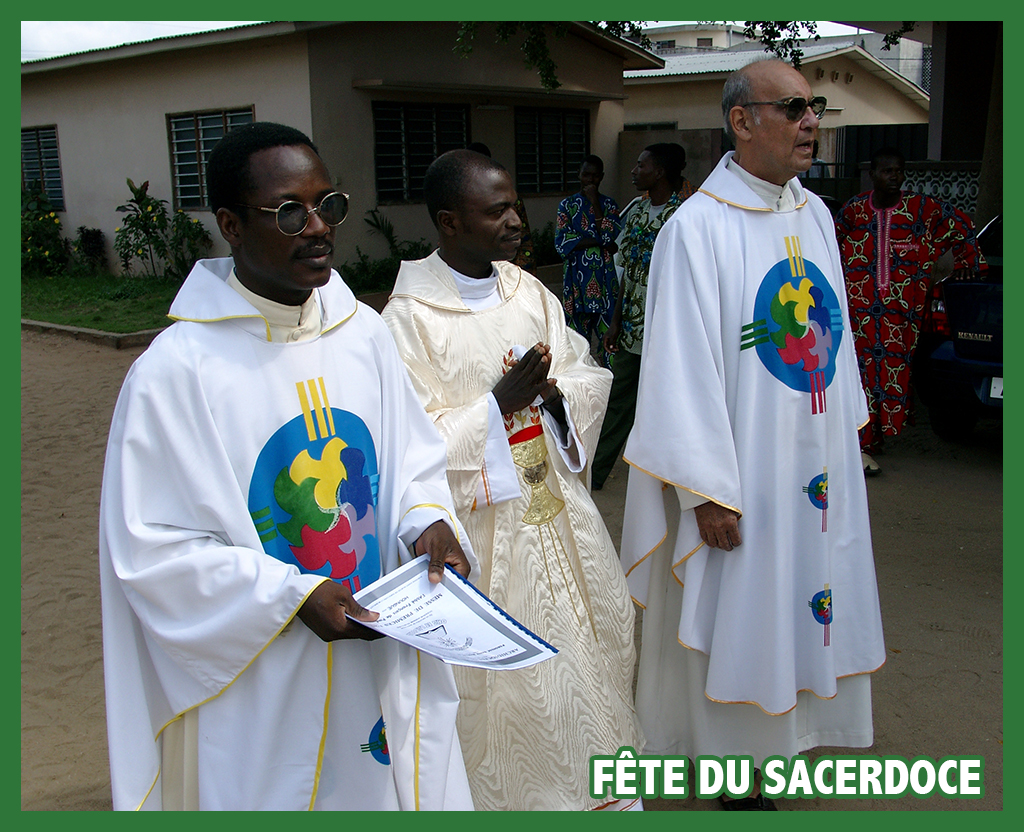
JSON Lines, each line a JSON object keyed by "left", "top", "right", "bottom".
{"left": 294, "top": 241, "right": 333, "bottom": 258}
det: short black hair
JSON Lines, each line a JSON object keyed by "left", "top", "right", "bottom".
{"left": 423, "top": 149, "right": 508, "bottom": 228}
{"left": 207, "top": 122, "right": 320, "bottom": 213}
{"left": 870, "top": 146, "right": 905, "bottom": 170}
{"left": 644, "top": 143, "right": 687, "bottom": 182}
{"left": 581, "top": 154, "right": 604, "bottom": 174}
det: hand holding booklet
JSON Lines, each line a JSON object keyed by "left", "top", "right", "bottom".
{"left": 349, "top": 554, "right": 557, "bottom": 670}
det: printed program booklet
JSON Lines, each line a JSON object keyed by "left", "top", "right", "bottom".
{"left": 349, "top": 554, "right": 557, "bottom": 670}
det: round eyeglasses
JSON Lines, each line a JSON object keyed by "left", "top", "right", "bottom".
{"left": 236, "top": 191, "right": 350, "bottom": 236}
{"left": 740, "top": 96, "right": 828, "bottom": 121}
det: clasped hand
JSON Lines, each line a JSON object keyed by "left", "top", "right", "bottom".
{"left": 491, "top": 343, "right": 559, "bottom": 416}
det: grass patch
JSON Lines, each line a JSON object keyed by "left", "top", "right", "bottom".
{"left": 21, "top": 273, "right": 180, "bottom": 334}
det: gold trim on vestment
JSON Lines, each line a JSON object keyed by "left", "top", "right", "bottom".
{"left": 622, "top": 457, "right": 743, "bottom": 518}
{"left": 143, "top": 578, "right": 330, "bottom": 809}
{"left": 309, "top": 644, "right": 333, "bottom": 809}
{"left": 673, "top": 634, "right": 888, "bottom": 716}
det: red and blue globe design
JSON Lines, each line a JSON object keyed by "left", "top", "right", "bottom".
{"left": 361, "top": 715, "right": 390, "bottom": 765}
{"left": 809, "top": 587, "right": 833, "bottom": 626}
{"left": 750, "top": 259, "right": 844, "bottom": 393}
{"left": 248, "top": 410, "right": 381, "bottom": 593}
{"left": 805, "top": 471, "right": 828, "bottom": 511}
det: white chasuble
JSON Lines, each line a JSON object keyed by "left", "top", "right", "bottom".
{"left": 100, "top": 258, "right": 473, "bottom": 810}
{"left": 622, "top": 154, "right": 885, "bottom": 762}
{"left": 383, "top": 253, "right": 643, "bottom": 810}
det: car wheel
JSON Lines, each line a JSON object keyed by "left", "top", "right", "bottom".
{"left": 928, "top": 399, "right": 980, "bottom": 441}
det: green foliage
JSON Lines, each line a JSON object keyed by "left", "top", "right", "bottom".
{"left": 66, "top": 226, "right": 109, "bottom": 276}
{"left": 167, "top": 210, "right": 214, "bottom": 282}
{"left": 882, "top": 23, "right": 918, "bottom": 51}
{"left": 21, "top": 188, "right": 68, "bottom": 277}
{"left": 114, "top": 178, "right": 168, "bottom": 277}
{"left": 702, "top": 21, "right": 916, "bottom": 67}
{"left": 335, "top": 209, "right": 434, "bottom": 295}
{"left": 532, "top": 221, "right": 561, "bottom": 267}
{"left": 455, "top": 22, "right": 649, "bottom": 91}
{"left": 739, "top": 21, "right": 820, "bottom": 68}
{"left": 114, "top": 178, "right": 212, "bottom": 280}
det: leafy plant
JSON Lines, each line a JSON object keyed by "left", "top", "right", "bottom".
{"left": 532, "top": 221, "right": 561, "bottom": 267}
{"left": 114, "top": 178, "right": 212, "bottom": 280}
{"left": 67, "top": 226, "right": 109, "bottom": 275}
{"left": 166, "top": 210, "right": 213, "bottom": 281}
{"left": 336, "top": 209, "right": 434, "bottom": 295}
{"left": 21, "top": 188, "right": 68, "bottom": 277}
{"left": 114, "top": 178, "right": 169, "bottom": 277}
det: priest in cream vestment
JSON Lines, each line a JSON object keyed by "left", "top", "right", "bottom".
{"left": 383, "top": 149, "right": 642, "bottom": 811}
{"left": 621, "top": 61, "right": 885, "bottom": 807}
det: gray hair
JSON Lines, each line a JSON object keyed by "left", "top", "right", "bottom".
{"left": 722, "top": 57, "right": 781, "bottom": 141}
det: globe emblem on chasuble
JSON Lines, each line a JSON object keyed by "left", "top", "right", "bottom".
{"left": 360, "top": 715, "right": 391, "bottom": 765}
{"left": 740, "top": 237, "right": 845, "bottom": 415}
{"left": 248, "top": 378, "right": 381, "bottom": 594}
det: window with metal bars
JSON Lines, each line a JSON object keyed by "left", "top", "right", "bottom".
{"left": 372, "top": 102, "right": 469, "bottom": 203}
{"left": 514, "top": 108, "right": 589, "bottom": 195}
{"left": 168, "top": 107, "right": 254, "bottom": 210}
{"left": 22, "top": 126, "right": 65, "bottom": 210}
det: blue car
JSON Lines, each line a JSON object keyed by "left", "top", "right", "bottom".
{"left": 915, "top": 214, "right": 1002, "bottom": 439}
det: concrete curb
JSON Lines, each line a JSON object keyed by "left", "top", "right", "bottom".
{"left": 21, "top": 319, "right": 167, "bottom": 350}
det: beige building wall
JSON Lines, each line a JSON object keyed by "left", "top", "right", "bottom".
{"left": 644, "top": 24, "right": 750, "bottom": 50}
{"left": 305, "top": 22, "right": 633, "bottom": 260}
{"left": 624, "top": 76, "right": 726, "bottom": 131}
{"left": 22, "top": 33, "right": 314, "bottom": 264}
{"left": 805, "top": 56, "right": 928, "bottom": 125}
{"left": 621, "top": 54, "right": 928, "bottom": 194}
{"left": 624, "top": 56, "right": 927, "bottom": 134}
{"left": 23, "top": 22, "right": 645, "bottom": 272}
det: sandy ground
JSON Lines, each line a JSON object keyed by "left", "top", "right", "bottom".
{"left": 20, "top": 326, "right": 1002, "bottom": 811}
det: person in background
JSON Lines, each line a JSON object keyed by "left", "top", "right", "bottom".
{"left": 555, "top": 155, "right": 621, "bottom": 363}
{"left": 591, "top": 142, "right": 691, "bottom": 490}
{"left": 835, "top": 147, "right": 986, "bottom": 474}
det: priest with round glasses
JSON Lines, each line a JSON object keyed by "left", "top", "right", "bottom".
{"left": 620, "top": 58, "right": 885, "bottom": 810}
{"left": 99, "top": 122, "right": 476, "bottom": 811}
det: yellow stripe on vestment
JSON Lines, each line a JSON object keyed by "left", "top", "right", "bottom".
{"left": 318, "top": 377, "right": 336, "bottom": 436}
{"left": 296, "top": 382, "right": 316, "bottom": 441}
{"left": 785, "top": 235, "right": 806, "bottom": 277}
{"left": 307, "top": 379, "right": 330, "bottom": 439}
{"left": 309, "top": 644, "right": 333, "bottom": 809}
{"left": 415, "top": 651, "right": 422, "bottom": 810}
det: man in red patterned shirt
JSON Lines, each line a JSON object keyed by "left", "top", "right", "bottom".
{"left": 835, "top": 147, "right": 985, "bottom": 473}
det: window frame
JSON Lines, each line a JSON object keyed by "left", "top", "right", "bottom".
{"left": 166, "top": 106, "right": 255, "bottom": 211}
{"left": 21, "top": 125, "right": 65, "bottom": 210}
{"left": 513, "top": 106, "right": 590, "bottom": 196}
{"left": 372, "top": 101, "right": 470, "bottom": 205}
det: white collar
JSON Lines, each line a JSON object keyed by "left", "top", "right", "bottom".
{"left": 726, "top": 157, "right": 800, "bottom": 213}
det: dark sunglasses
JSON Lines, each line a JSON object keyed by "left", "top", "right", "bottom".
{"left": 236, "top": 191, "right": 350, "bottom": 235}
{"left": 740, "top": 96, "right": 828, "bottom": 121}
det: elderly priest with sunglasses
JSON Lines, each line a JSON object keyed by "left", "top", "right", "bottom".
{"left": 99, "top": 122, "right": 476, "bottom": 811}
{"left": 620, "top": 58, "right": 885, "bottom": 811}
